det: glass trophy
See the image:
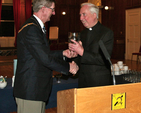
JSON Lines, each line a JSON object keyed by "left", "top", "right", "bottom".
{"left": 68, "top": 32, "right": 80, "bottom": 43}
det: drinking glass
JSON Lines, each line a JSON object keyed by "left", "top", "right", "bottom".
{"left": 68, "top": 32, "right": 80, "bottom": 43}
{"left": 55, "top": 74, "right": 62, "bottom": 83}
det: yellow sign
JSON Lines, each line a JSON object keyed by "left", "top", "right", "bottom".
{"left": 111, "top": 92, "right": 126, "bottom": 110}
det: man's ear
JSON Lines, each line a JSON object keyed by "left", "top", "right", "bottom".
{"left": 93, "top": 13, "right": 97, "bottom": 18}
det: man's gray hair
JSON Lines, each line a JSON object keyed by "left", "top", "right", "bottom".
{"left": 33, "top": 0, "right": 55, "bottom": 12}
{"left": 81, "top": 2, "right": 99, "bottom": 19}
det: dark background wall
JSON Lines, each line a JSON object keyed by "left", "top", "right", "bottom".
{"left": 101, "top": 0, "right": 141, "bottom": 60}
{"left": 49, "top": 0, "right": 87, "bottom": 43}
{"left": 49, "top": 0, "right": 141, "bottom": 60}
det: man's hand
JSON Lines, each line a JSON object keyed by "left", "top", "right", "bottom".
{"left": 69, "top": 40, "right": 84, "bottom": 56}
{"left": 63, "top": 49, "right": 78, "bottom": 58}
{"left": 69, "top": 61, "right": 79, "bottom": 74}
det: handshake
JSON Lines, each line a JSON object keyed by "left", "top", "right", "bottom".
{"left": 69, "top": 61, "right": 79, "bottom": 75}
{"left": 63, "top": 49, "right": 79, "bottom": 75}
{"left": 63, "top": 39, "right": 84, "bottom": 75}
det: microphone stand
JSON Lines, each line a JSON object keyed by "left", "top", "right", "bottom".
{"left": 108, "top": 58, "right": 116, "bottom": 85}
{"left": 99, "top": 40, "right": 116, "bottom": 85}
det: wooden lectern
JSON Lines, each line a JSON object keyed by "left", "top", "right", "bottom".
{"left": 57, "top": 83, "right": 141, "bottom": 113}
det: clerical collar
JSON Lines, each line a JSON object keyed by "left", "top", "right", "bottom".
{"left": 88, "top": 21, "right": 99, "bottom": 31}
{"left": 89, "top": 28, "right": 92, "bottom": 31}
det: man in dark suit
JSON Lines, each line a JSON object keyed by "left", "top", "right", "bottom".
{"left": 13, "top": 0, "right": 78, "bottom": 113}
{"left": 69, "top": 3, "right": 114, "bottom": 88}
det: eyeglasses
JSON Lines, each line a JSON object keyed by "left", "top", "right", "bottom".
{"left": 44, "top": 6, "right": 55, "bottom": 12}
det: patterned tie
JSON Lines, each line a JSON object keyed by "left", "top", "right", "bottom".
{"left": 43, "top": 26, "right": 46, "bottom": 33}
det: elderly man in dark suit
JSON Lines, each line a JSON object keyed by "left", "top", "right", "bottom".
{"left": 69, "top": 2, "right": 114, "bottom": 88}
{"left": 13, "top": 0, "right": 78, "bottom": 113}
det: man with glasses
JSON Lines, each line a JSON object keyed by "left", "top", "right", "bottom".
{"left": 13, "top": 0, "right": 78, "bottom": 113}
{"left": 44, "top": 5, "right": 55, "bottom": 12}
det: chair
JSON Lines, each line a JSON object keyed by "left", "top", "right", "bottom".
{"left": 131, "top": 46, "right": 141, "bottom": 62}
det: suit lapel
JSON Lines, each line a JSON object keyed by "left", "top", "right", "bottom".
{"left": 31, "top": 16, "right": 49, "bottom": 46}
{"left": 31, "top": 16, "right": 41, "bottom": 29}
{"left": 43, "top": 34, "right": 49, "bottom": 46}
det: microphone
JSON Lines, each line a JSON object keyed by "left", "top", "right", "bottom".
{"left": 99, "top": 40, "right": 116, "bottom": 85}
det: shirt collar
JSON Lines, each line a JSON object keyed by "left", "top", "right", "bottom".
{"left": 89, "top": 28, "right": 92, "bottom": 31}
{"left": 88, "top": 21, "right": 100, "bottom": 31}
{"left": 33, "top": 14, "right": 44, "bottom": 29}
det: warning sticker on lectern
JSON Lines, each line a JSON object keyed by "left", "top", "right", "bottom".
{"left": 111, "top": 92, "right": 126, "bottom": 110}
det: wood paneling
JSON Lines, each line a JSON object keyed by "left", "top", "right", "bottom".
{"left": 102, "top": 0, "right": 126, "bottom": 60}
{"left": 102, "top": 0, "right": 141, "bottom": 60}
{"left": 58, "top": 83, "right": 141, "bottom": 113}
{"left": 133, "top": 0, "right": 141, "bottom": 7}
{"left": 49, "top": 0, "right": 86, "bottom": 43}
{"left": 126, "top": 0, "right": 132, "bottom": 8}
{"left": 102, "top": 0, "right": 126, "bottom": 37}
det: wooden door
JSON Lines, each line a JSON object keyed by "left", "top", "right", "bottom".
{"left": 126, "top": 8, "right": 141, "bottom": 60}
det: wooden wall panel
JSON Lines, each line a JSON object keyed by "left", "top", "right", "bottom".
{"left": 49, "top": 0, "right": 87, "bottom": 43}
{"left": 126, "top": 0, "right": 133, "bottom": 8}
{"left": 68, "top": 6, "right": 76, "bottom": 32}
{"left": 58, "top": 6, "right": 70, "bottom": 41}
{"left": 102, "top": 0, "right": 126, "bottom": 60}
{"left": 133, "top": 0, "right": 141, "bottom": 7}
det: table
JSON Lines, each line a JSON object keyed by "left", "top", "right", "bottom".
{"left": 0, "top": 74, "right": 132, "bottom": 113}
{"left": 0, "top": 47, "right": 17, "bottom": 56}
{"left": 115, "top": 75, "right": 130, "bottom": 84}
{"left": 0, "top": 76, "right": 78, "bottom": 113}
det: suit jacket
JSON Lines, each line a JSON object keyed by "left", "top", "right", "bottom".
{"left": 13, "top": 16, "right": 69, "bottom": 102}
{"left": 74, "top": 21, "right": 114, "bottom": 88}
